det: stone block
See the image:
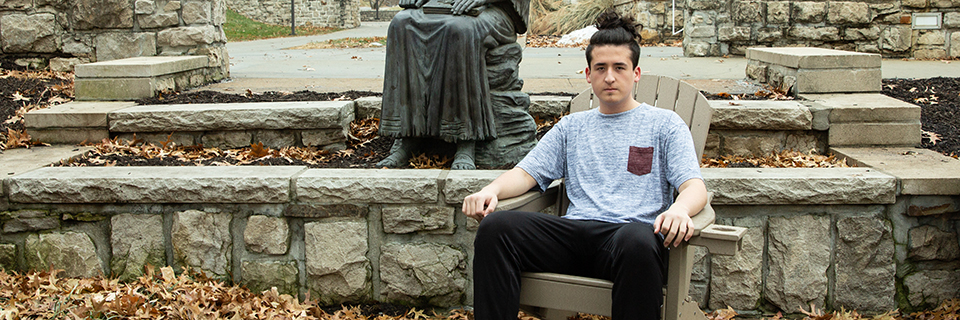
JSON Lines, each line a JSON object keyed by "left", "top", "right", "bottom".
{"left": 254, "top": 130, "right": 297, "bottom": 149}
{"left": 907, "top": 196, "right": 960, "bottom": 216}
{"left": 792, "top": 2, "right": 826, "bottom": 23}
{"left": 903, "top": 0, "right": 928, "bottom": 7}
{"left": 305, "top": 220, "right": 370, "bottom": 304}
{"left": 914, "top": 48, "right": 947, "bottom": 60}
{"left": 302, "top": 129, "right": 346, "bottom": 147}
{"left": 766, "top": 215, "right": 830, "bottom": 311}
{"left": 784, "top": 132, "right": 823, "bottom": 153}
{"left": 109, "top": 101, "right": 353, "bottom": 132}
{"left": 7, "top": 166, "right": 302, "bottom": 203}
{"left": 172, "top": 210, "right": 232, "bottom": 278}
{"left": 709, "top": 101, "right": 812, "bottom": 130}
{"left": 297, "top": 169, "right": 441, "bottom": 204}
{"left": 687, "top": 25, "right": 716, "bottom": 38}
{"left": 201, "top": 131, "right": 251, "bottom": 148}
{"left": 797, "top": 68, "right": 881, "bottom": 94}
{"left": 139, "top": 12, "right": 180, "bottom": 29}
{"left": 709, "top": 217, "right": 763, "bottom": 311}
{"left": 111, "top": 214, "right": 165, "bottom": 281}
{"left": 834, "top": 216, "right": 895, "bottom": 312}
{"left": 767, "top": 2, "right": 790, "bottom": 24}
{"left": 829, "top": 122, "right": 920, "bottom": 146}
{"left": 244, "top": 215, "right": 289, "bottom": 255}
{"left": 76, "top": 56, "right": 208, "bottom": 78}
{"left": 704, "top": 133, "right": 720, "bottom": 158}
{"left": 953, "top": 32, "right": 960, "bottom": 58}
{"left": 95, "top": 32, "right": 157, "bottom": 62}
{"left": 157, "top": 26, "right": 222, "bottom": 47}
{"left": 382, "top": 205, "right": 455, "bottom": 234}
{"left": 718, "top": 26, "right": 751, "bottom": 41}
{"left": 134, "top": 0, "right": 155, "bottom": 14}
{"left": 2, "top": 210, "right": 60, "bottom": 233}
{"left": 62, "top": 34, "right": 95, "bottom": 56}
{"left": 284, "top": 204, "right": 368, "bottom": 218}
{"left": 844, "top": 27, "right": 881, "bottom": 41}
{"left": 0, "top": 0, "right": 32, "bottom": 9}
{"left": 803, "top": 94, "right": 920, "bottom": 123}
{"left": 0, "top": 244, "right": 15, "bottom": 271}
{"left": 702, "top": 168, "right": 896, "bottom": 205}
{"left": 827, "top": 2, "right": 870, "bottom": 24}
{"left": 735, "top": 1, "right": 763, "bottom": 23}
{"left": 747, "top": 47, "right": 881, "bottom": 69}
{"left": 49, "top": 58, "right": 86, "bottom": 72}
{"left": 831, "top": 147, "right": 960, "bottom": 196}
{"left": 241, "top": 260, "right": 299, "bottom": 296}
{"left": 788, "top": 26, "right": 840, "bottom": 41}
{"left": 932, "top": 0, "right": 958, "bottom": 7}
{"left": 380, "top": 242, "right": 466, "bottom": 307}
{"left": 904, "top": 270, "right": 960, "bottom": 308}
{"left": 688, "top": 0, "right": 723, "bottom": 10}
{"left": 918, "top": 31, "right": 946, "bottom": 45}
{"left": 182, "top": 1, "right": 211, "bottom": 24}
{"left": 0, "top": 13, "right": 61, "bottom": 53}
{"left": 25, "top": 232, "right": 102, "bottom": 278}
{"left": 117, "top": 132, "right": 196, "bottom": 147}
{"left": 721, "top": 132, "right": 784, "bottom": 156}
{"left": 74, "top": 0, "right": 133, "bottom": 29}
{"left": 909, "top": 225, "right": 960, "bottom": 261}
{"left": 25, "top": 101, "right": 136, "bottom": 128}
{"left": 684, "top": 41, "right": 713, "bottom": 57}
{"left": 164, "top": 1, "right": 181, "bottom": 10}
{"left": 881, "top": 26, "right": 913, "bottom": 52}
{"left": 529, "top": 96, "right": 571, "bottom": 118}
{"left": 442, "top": 170, "right": 506, "bottom": 204}
{"left": 945, "top": 12, "right": 960, "bottom": 28}
{"left": 74, "top": 77, "right": 158, "bottom": 101}
{"left": 354, "top": 96, "right": 382, "bottom": 119}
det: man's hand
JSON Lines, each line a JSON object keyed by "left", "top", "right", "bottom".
{"left": 451, "top": 0, "right": 483, "bottom": 15}
{"left": 399, "top": 0, "right": 428, "bottom": 9}
{"left": 462, "top": 189, "right": 498, "bottom": 222}
{"left": 653, "top": 206, "right": 695, "bottom": 247}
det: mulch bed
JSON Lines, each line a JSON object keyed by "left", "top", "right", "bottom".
{"left": 881, "top": 77, "right": 960, "bottom": 157}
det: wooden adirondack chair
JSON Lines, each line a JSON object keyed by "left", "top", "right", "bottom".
{"left": 495, "top": 75, "right": 748, "bottom": 320}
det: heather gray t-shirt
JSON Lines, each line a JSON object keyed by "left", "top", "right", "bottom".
{"left": 516, "top": 103, "right": 703, "bottom": 225}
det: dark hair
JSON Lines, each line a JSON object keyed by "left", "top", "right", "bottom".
{"left": 585, "top": 10, "right": 642, "bottom": 68}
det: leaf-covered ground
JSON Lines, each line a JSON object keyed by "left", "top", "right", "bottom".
{"left": 2, "top": 268, "right": 958, "bottom": 320}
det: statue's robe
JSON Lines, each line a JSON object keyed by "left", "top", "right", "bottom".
{"left": 379, "top": 0, "right": 529, "bottom": 143}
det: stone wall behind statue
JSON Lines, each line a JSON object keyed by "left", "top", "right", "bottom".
{"left": 681, "top": 0, "right": 960, "bottom": 59}
{"left": 226, "top": 0, "right": 360, "bottom": 29}
{"left": 0, "top": 0, "right": 230, "bottom": 79}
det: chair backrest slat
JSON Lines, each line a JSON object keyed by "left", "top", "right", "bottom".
{"left": 689, "top": 94, "right": 713, "bottom": 159}
{"left": 674, "top": 81, "right": 699, "bottom": 128}
{"left": 636, "top": 75, "right": 659, "bottom": 105}
{"left": 654, "top": 77, "right": 680, "bottom": 111}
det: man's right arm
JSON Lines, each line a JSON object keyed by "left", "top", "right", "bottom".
{"left": 461, "top": 167, "right": 537, "bottom": 222}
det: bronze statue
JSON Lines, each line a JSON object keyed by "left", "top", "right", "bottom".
{"left": 377, "top": 0, "right": 533, "bottom": 170}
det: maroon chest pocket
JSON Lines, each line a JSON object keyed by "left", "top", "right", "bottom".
{"left": 628, "top": 146, "right": 653, "bottom": 176}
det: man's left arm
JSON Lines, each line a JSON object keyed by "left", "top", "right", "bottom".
{"left": 653, "top": 177, "right": 708, "bottom": 248}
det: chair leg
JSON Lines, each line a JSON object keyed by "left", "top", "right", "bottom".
{"left": 663, "top": 243, "right": 694, "bottom": 320}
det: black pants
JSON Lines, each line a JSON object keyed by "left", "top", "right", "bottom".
{"left": 473, "top": 210, "right": 667, "bottom": 320}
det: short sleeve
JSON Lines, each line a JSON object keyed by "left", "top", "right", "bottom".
{"left": 662, "top": 113, "right": 703, "bottom": 190}
{"left": 516, "top": 117, "right": 567, "bottom": 192}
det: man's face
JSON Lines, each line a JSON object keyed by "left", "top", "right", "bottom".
{"left": 585, "top": 45, "right": 641, "bottom": 108}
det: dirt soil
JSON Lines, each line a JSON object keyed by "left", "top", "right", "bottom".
{"left": 881, "top": 77, "right": 960, "bottom": 157}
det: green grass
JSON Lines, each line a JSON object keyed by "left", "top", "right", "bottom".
{"left": 223, "top": 9, "right": 342, "bottom": 42}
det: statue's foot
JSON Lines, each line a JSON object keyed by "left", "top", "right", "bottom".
{"left": 377, "top": 139, "right": 415, "bottom": 168}
{"left": 451, "top": 141, "right": 476, "bottom": 170}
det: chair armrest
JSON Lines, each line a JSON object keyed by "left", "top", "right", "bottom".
{"left": 689, "top": 192, "right": 715, "bottom": 236}
{"left": 496, "top": 180, "right": 562, "bottom": 213}
{"left": 686, "top": 192, "right": 748, "bottom": 255}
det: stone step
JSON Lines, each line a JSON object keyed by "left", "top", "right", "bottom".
{"left": 24, "top": 101, "right": 137, "bottom": 144}
{"left": 803, "top": 93, "right": 922, "bottom": 147}
{"left": 832, "top": 147, "right": 960, "bottom": 196}
{"left": 746, "top": 47, "right": 881, "bottom": 94}
{"left": 74, "top": 56, "right": 210, "bottom": 101}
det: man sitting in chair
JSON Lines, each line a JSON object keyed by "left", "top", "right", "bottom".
{"left": 461, "top": 11, "right": 708, "bottom": 320}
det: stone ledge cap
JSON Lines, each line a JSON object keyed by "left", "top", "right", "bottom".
{"left": 109, "top": 101, "right": 353, "bottom": 131}
{"left": 746, "top": 47, "right": 881, "bottom": 69}
{"left": 831, "top": 147, "right": 960, "bottom": 195}
{"left": 702, "top": 167, "right": 896, "bottom": 205}
{"left": 75, "top": 56, "right": 208, "bottom": 78}
{"left": 7, "top": 166, "right": 306, "bottom": 203}
{"left": 296, "top": 169, "right": 443, "bottom": 203}
{"left": 443, "top": 170, "right": 508, "bottom": 204}
{"left": 801, "top": 93, "right": 921, "bottom": 123}
{"left": 708, "top": 100, "right": 812, "bottom": 130}
{"left": 25, "top": 101, "right": 138, "bottom": 128}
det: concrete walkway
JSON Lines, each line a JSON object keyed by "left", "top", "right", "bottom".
{"left": 210, "top": 21, "right": 960, "bottom": 94}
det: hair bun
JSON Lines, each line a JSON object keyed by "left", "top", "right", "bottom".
{"left": 595, "top": 10, "right": 641, "bottom": 40}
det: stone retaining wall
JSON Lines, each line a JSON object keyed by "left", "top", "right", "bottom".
{"left": 1, "top": 166, "right": 957, "bottom": 313}
{"left": 0, "top": 0, "right": 229, "bottom": 80}
{"left": 682, "top": 0, "right": 960, "bottom": 58}
{"left": 226, "top": 0, "right": 360, "bottom": 28}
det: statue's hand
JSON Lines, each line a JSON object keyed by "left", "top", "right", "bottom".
{"left": 451, "top": 0, "right": 483, "bottom": 15}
